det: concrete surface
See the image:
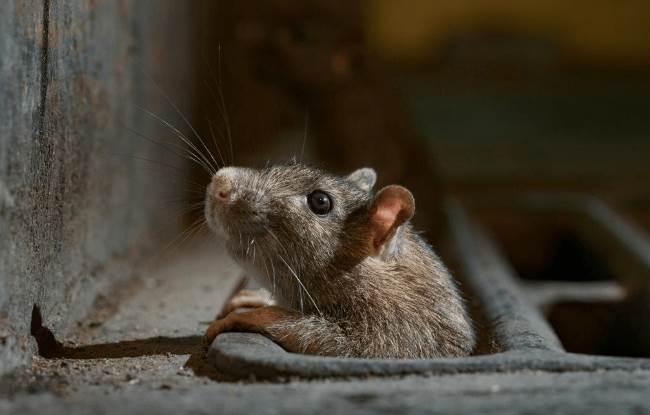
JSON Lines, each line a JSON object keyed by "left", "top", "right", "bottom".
{"left": 0, "top": 238, "right": 238, "bottom": 399}
{"left": 0, "top": 0, "right": 196, "bottom": 374}
{"left": 1, "top": 239, "right": 649, "bottom": 414}
{"left": 3, "top": 370, "right": 650, "bottom": 415}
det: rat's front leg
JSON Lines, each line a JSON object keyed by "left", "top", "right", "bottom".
{"left": 204, "top": 306, "right": 348, "bottom": 356}
{"left": 206, "top": 306, "right": 301, "bottom": 349}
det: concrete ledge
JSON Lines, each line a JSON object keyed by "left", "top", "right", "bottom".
{"left": 208, "top": 332, "right": 650, "bottom": 380}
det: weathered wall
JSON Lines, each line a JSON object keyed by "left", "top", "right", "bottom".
{"left": 0, "top": 1, "right": 196, "bottom": 374}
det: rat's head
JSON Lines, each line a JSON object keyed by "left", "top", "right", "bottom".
{"left": 205, "top": 163, "right": 415, "bottom": 301}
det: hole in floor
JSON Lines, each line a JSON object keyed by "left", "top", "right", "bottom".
{"left": 477, "top": 211, "right": 615, "bottom": 282}
{"left": 547, "top": 294, "right": 650, "bottom": 357}
{"left": 524, "top": 231, "right": 614, "bottom": 281}
{"left": 475, "top": 207, "right": 650, "bottom": 357}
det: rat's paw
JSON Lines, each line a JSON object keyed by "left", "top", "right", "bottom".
{"left": 216, "top": 288, "right": 275, "bottom": 319}
{"left": 204, "top": 305, "right": 295, "bottom": 344}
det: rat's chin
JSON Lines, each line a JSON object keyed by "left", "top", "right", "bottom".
{"left": 206, "top": 218, "right": 228, "bottom": 239}
{"left": 205, "top": 212, "right": 263, "bottom": 244}
{"left": 204, "top": 207, "right": 228, "bottom": 239}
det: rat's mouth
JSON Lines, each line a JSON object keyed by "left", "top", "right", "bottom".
{"left": 205, "top": 175, "right": 269, "bottom": 242}
{"left": 205, "top": 200, "right": 268, "bottom": 240}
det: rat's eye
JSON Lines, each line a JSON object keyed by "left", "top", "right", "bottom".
{"left": 307, "top": 190, "right": 332, "bottom": 215}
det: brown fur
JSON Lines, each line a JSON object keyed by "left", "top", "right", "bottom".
{"left": 205, "top": 163, "right": 475, "bottom": 358}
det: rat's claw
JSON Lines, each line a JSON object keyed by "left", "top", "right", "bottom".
{"left": 216, "top": 288, "right": 275, "bottom": 319}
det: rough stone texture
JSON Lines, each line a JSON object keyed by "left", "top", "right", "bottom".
{"left": 2, "top": 370, "right": 650, "bottom": 415}
{"left": 0, "top": 1, "right": 196, "bottom": 374}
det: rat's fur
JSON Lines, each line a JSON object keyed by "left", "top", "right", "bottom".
{"left": 205, "top": 163, "right": 475, "bottom": 358}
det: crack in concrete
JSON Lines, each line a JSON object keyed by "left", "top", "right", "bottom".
{"left": 36, "top": 0, "right": 50, "bottom": 144}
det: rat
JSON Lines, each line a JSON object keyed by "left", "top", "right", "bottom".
{"left": 204, "top": 163, "right": 475, "bottom": 358}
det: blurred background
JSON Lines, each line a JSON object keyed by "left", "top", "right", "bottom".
{"left": 190, "top": 0, "right": 650, "bottom": 230}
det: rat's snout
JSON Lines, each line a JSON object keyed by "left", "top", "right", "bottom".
{"left": 212, "top": 172, "right": 233, "bottom": 202}
{"left": 206, "top": 167, "right": 268, "bottom": 238}
{"left": 211, "top": 167, "right": 244, "bottom": 204}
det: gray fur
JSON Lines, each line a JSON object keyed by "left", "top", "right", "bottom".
{"left": 205, "top": 163, "right": 475, "bottom": 358}
{"left": 346, "top": 167, "right": 377, "bottom": 192}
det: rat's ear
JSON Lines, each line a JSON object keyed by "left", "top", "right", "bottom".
{"left": 347, "top": 167, "right": 376, "bottom": 192}
{"left": 367, "top": 185, "right": 415, "bottom": 255}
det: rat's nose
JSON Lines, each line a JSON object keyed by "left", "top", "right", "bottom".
{"left": 212, "top": 172, "right": 233, "bottom": 202}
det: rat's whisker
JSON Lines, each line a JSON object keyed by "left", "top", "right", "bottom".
{"left": 164, "top": 201, "right": 205, "bottom": 217}
{"left": 136, "top": 106, "right": 216, "bottom": 175}
{"left": 204, "top": 82, "right": 231, "bottom": 166}
{"left": 207, "top": 118, "right": 227, "bottom": 168}
{"left": 238, "top": 230, "right": 243, "bottom": 258}
{"left": 163, "top": 197, "right": 204, "bottom": 206}
{"left": 104, "top": 152, "right": 190, "bottom": 177}
{"left": 157, "top": 216, "right": 207, "bottom": 261}
{"left": 142, "top": 71, "right": 221, "bottom": 173}
{"left": 201, "top": 47, "right": 232, "bottom": 167}
{"left": 262, "top": 225, "right": 294, "bottom": 298}
{"left": 135, "top": 105, "right": 213, "bottom": 174}
{"left": 121, "top": 123, "right": 212, "bottom": 174}
{"left": 300, "top": 111, "right": 309, "bottom": 162}
{"left": 263, "top": 225, "right": 321, "bottom": 317}
{"left": 261, "top": 255, "right": 272, "bottom": 288}
{"left": 135, "top": 106, "right": 209, "bottom": 165}
{"left": 270, "top": 257, "right": 277, "bottom": 295}
{"left": 277, "top": 254, "right": 322, "bottom": 317}
{"left": 164, "top": 188, "right": 209, "bottom": 198}
{"left": 173, "top": 220, "right": 208, "bottom": 254}
{"left": 245, "top": 237, "right": 254, "bottom": 259}
{"left": 205, "top": 43, "right": 234, "bottom": 165}
{"left": 217, "top": 44, "right": 234, "bottom": 166}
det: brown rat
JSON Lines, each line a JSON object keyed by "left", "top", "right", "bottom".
{"left": 204, "top": 163, "right": 475, "bottom": 358}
